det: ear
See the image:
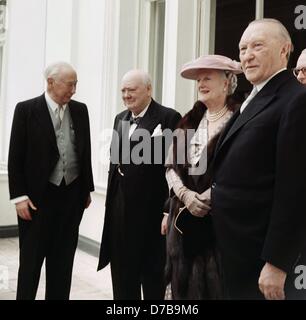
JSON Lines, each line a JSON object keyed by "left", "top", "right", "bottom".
{"left": 147, "top": 84, "right": 152, "bottom": 96}
{"left": 280, "top": 42, "right": 291, "bottom": 61}
{"left": 47, "top": 78, "right": 54, "bottom": 86}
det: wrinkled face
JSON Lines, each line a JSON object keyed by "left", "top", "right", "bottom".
{"left": 48, "top": 69, "right": 77, "bottom": 105}
{"left": 197, "top": 69, "right": 228, "bottom": 106}
{"left": 295, "top": 53, "right": 306, "bottom": 85}
{"left": 239, "top": 22, "right": 288, "bottom": 85}
{"left": 121, "top": 75, "right": 152, "bottom": 115}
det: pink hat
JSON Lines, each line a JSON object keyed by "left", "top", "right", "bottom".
{"left": 180, "top": 54, "right": 243, "bottom": 79}
{"left": 296, "top": 49, "right": 306, "bottom": 69}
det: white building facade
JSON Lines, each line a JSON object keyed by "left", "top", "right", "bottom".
{"left": 0, "top": 0, "right": 304, "bottom": 248}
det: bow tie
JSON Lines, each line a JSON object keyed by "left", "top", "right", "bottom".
{"left": 130, "top": 117, "right": 141, "bottom": 125}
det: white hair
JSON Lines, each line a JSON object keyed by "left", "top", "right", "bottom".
{"left": 44, "top": 61, "right": 76, "bottom": 80}
{"left": 224, "top": 71, "right": 238, "bottom": 96}
{"left": 142, "top": 72, "right": 152, "bottom": 87}
{"left": 122, "top": 69, "right": 152, "bottom": 87}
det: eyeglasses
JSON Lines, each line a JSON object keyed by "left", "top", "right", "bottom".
{"left": 293, "top": 67, "right": 306, "bottom": 77}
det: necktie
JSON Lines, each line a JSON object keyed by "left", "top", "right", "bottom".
{"left": 58, "top": 105, "right": 64, "bottom": 121}
{"left": 130, "top": 117, "right": 141, "bottom": 125}
{"left": 240, "top": 87, "right": 258, "bottom": 113}
{"left": 55, "top": 105, "right": 64, "bottom": 129}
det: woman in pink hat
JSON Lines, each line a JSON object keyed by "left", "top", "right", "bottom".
{"left": 162, "top": 54, "right": 242, "bottom": 299}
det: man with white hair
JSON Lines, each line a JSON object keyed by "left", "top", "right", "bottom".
{"left": 98, "top": 69, "right": 181, "bottom": 300}
{"left": 211, "top": 19, "right": 306, "bottom": 300}
{"left": 293, "top": 49, "right": 306, "bottom": 85}
{"left": 8, "top": 61, "right": 94, "bottom": 300}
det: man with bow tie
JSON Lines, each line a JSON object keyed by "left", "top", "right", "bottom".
{"left": 8, "top": 61, "right": 94, "bottom": 300}
{"left": 98, "top": 69, "right": 181, "bottom": 299}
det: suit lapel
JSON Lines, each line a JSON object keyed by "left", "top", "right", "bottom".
{"left": 33, "top": 94, "right": 58, "bottom": 153}
{"left": 117, "top": 110, "right": 131, "bottom": 143}
{"left": 131, "top": 100, "right": 159, "bottom": 137}
{"left": 114, "top": 110, "right": 130, "bottom": 165}
{"left": 215, "top": 70, "right": 290, "bottom": 156}
{"left": 214, "top": 109, "right": 240, "bottom": 155}
{"left": 217, "top": 94, "right": 276, "bottom": 152}
{"left": 120, "top": 101, "right": 159, "bottom": 164}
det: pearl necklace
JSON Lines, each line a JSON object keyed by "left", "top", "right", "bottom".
{"left": 206, "top": 105, "right": 228, "bottom": 122}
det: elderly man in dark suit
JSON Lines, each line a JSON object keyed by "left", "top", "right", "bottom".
{"left": 98, "top": 69, "right": 181, "bottom": 300}
{"left": 8, "top": 62, "right": 94, "bottom": 300}
{"left": 211, "top": 19, "right": 306, "bottom": 300}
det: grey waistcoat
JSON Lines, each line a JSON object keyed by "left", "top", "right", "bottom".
{"left": 48, "top": 106, "right": 79, "bottom": 186}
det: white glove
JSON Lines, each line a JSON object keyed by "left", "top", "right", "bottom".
{"left": 173, "top": 185, "right": 211, "bottom": 217}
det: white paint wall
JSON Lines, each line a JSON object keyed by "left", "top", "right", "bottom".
{"left": 0, "top": 0, "right": 47, "bottom": 227}
{"left": 163, "top": 0, "right": 199, "bottom": 115}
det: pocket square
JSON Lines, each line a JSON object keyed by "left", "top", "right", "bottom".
{"left": 151, "top": 124, "right": 163, "bottom": 137}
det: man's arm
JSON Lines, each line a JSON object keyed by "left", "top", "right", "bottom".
{"left": 260, "top": 91, "right": 306, "bottom": 299}
{"left": 83, "top": 105, "right": 94, "bottom": 193}
{"left": 8, "top": 103, "right": 38, "bottom": 220}
{"left": 8, "top": 103, "right": 28, "bottom": 199}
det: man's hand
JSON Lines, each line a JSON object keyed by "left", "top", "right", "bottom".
{"left": 16, "top": 199, "right": 37, "bottom": 221}
{"left": 161, "top": 214, "right": 168, "bottom": 235}
{"left": 184, "top": 191, "right": 211, "bottom": 217}
{"left": 258, "top": 262, "right": 287, "bottom": 300}
{"left": 85, "top": 194, "right": 92, "bottom": 209}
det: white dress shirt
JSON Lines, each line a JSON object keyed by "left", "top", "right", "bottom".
{"left": 128, "top": 104, "right": 150, "bottom": 138}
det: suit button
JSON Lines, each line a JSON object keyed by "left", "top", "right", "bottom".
{"left": 212, "top": 182, "right": 217, "bottom": 189}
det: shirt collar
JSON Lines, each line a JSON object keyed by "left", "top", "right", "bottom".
{"left": 255, "top": 68, "right": 287, "bottom": 92}
{"left": 131, "top": 103, "right": 150, "bottom": 118}
{"left": 44, "top": 92, "right": 67, "bottom": 113}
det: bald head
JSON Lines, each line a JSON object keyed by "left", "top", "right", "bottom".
{"left": 121, "top": 69, "right": 152, "bottom": 87}
{"left": 239, "top": 19, "right": 292, "bottom": 85}
{"left": 295, "top": 49, "right": 306, "bottom": 85}
{"left": 296, "top": 49, "right": 306, "bottom": 68}
{"left": 121, "top": 69, "right": 152, "bottom": 115}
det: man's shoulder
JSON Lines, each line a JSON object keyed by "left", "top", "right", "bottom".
{"left": 116, "top": 109, "right": 129, "bottom": 119}
{"left": 69, "top": 99, "right": 88, "bottom": 116}
{"left": 276, "top": 74, "right": 306, "bottom": 99}
{"left": 152, "top": 100, "right": 180, "bottom": 117}
{"left": 14, "top": 94, "right": 45, "bottom": 114}
{"left": 17, "top": 94, "right": 44, "bottom": 107}
{"left": 69, "top": 99, "right": 87, "bottom": 108}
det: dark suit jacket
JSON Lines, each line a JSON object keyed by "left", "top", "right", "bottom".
{"left": 8, "top": 93, "right": 94, "bottom": 208}
{"left": 211, "top": 70, "right": 306, "bottom": 275}
{"left": 98, "top": 99, "right": 181, "bottom": 270}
